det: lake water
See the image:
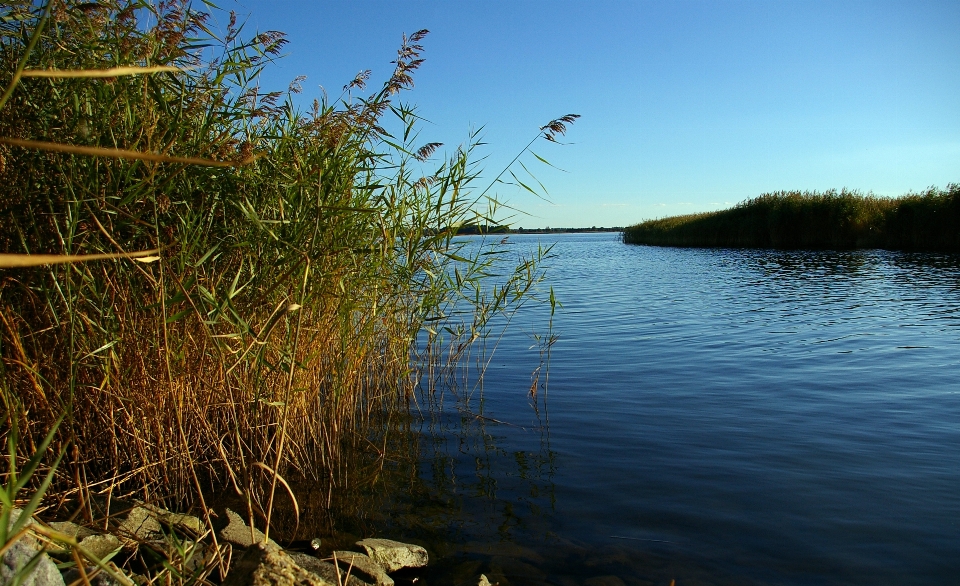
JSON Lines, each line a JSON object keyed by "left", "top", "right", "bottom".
{"left": 354, "top": 232, "right": 960, "bottom": 585}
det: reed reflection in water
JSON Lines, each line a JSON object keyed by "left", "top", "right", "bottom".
{"left": 266, "top": 234, "right": 960, "bottom": 586}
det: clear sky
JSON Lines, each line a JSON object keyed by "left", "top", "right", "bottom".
{"left": 229, "top": 0, "right": 959, "bottom": 228}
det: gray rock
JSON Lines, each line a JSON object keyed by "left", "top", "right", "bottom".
{"left": 78, "top": 534, "right": 122, "bottom": 561}
{"left": 1, "top": 540, "right": 65, "bottom": 586}
{"left": 133, "top": 502, "right": 203, "bottom": 534}
{"left": 46, "top": 521, "right": 96, "bottom": 557}
{"left": 218, "top": 510, "right": 280, "bottom": 552}
{"left": 222, "top": 544, "right": 333, "bottom": 586}
{"left": 5, "top": 509, "right": 38, "bottom": 548}
{"left": 2, "top": 510, "right": 65, "bottom": 586}
{"left": 117, "top": 507, "right": 162, "bottom": 544}
{"left": 330, "top": 552, "right": 392, "bottom": 586}
{"left": 355, "top": 539, "right": 428, "bottom": 573}
{"left": 286, "top": 554, "right": 369, "bottom": 586}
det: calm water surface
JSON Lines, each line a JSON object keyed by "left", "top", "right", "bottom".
{"left": 371, "top": 233, "right": 960, "bottom": 585}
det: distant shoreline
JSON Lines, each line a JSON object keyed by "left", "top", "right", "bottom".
{"left": 512, "top": 226, "right": 624, "bottom": 234}
{"left": 456, "top": 226, "right": 624, "bottom": 235}
{"left": 622, "top": 185, "right": 960, "bottom": 251}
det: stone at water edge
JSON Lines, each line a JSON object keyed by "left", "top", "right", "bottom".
{"left": 223, "top": 544, "right": 333, "bottom": 586}
{"left": 46, "top": 521, "right": 98, "bottom": 555}
{"left": 1, "top": 539, "right": 66, "bottom": 586}
{"left": 286, "top": 553, "right": 369, "bottom": 586}
{"left": 217, "top": 509, "right": 280, "bottom": 551}
{"left": 117, "top": 507, "right": 163, "bottom": 546}
{"left": 355, "top": 539, "right": 428, "bottom": 573}
{"left": 2, "top": 509, "right": 66, "bottom": 586}
{"left": 330, "top": 551, "right": 393, "bottom": 586}
{"left": 132, "top": 501, "right": 204, "bottom": 534}
{"left": 78, "top": 534, "right": 122, "bottom": 560}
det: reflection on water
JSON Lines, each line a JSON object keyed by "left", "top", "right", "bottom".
{"left": 272, "top": 234, "right": 960, "bottom": 586}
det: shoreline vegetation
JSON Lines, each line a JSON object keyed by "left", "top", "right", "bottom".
{"left": 1, "top": 1, "right": 574, "bottom": 585}
{"left": 452, "top": 224, "right": 623, "bottom": 235}
{"left": 623, "top": 185, "right": 960, "bottom": 251}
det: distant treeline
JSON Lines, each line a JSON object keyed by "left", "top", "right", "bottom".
{"left": 513, "top": 226, "right": 624, "bottom": 234}
{"left": 453, "top": 223, "right": 623, "bottom": 235}
{"left": 622, "top": 185, "right": 960, "bottom": 251}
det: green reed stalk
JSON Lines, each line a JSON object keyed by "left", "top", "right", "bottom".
{"left": 0, "top": 0, "right": 574, "bottom": 543}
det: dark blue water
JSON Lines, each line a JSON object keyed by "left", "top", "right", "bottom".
{"left": 401, "top": 232, "right": 960, "bottom": 586}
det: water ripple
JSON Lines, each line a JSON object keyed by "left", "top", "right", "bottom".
{"left": 471, "top": 233, "right": 960, "bottom": 585}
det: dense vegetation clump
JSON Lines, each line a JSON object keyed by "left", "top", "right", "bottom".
{"left": 0, "top": 0, "right": 572, "bottom": 527}
{"left": 622, "top": 186, "right": 960, "bottom": 250}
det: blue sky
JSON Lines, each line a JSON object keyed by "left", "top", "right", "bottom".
{"left": 231, "top": 0, "right": 960, "bottom": 228}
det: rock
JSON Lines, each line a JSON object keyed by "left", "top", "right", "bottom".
{"left": 222, "top": 544, "right": 334, "bottom": 586}
{"left": 330, "top": 551, "right": 392, "bottom": 586}
{"left": 218, "top": 510, "right": 280, "bottom": 552}
{"left": 78, "top": 534, "right": 122, "bottom": 561}
{"left": 2, "top": 510, "right": 66, "bottom": 586}
{"left": 117, "top": 507, "right": 162, "bottom": 544}
{"left": 287, "top": 554, "right": 369, "bottom": 586}
{"left": 355, "top": 539, "right": 428, "bottom": 573}
{"left": 1, "top": 539, "right": 65, "bottom": 586}
{"left": 165, "top": 513, "right": 203, "bottom": 534}
{"left": 5, "top": 509, "right": 37, "bottom": 542}
{"left": 46, "top": 521, "right": 96, "bottom": 557}
{"left": 133, "top": 502, "right": 204, "bottom": 534}
{"left": 477, "top": 575, "right": 495, "bottom": 586}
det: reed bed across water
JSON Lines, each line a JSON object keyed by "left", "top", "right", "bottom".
{"left": 623, "top": 186, "right": 960, "bottom": 250}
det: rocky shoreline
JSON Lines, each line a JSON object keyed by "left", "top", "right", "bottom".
{"left": 3, "top": 504, "right": 496, "bottom": 586}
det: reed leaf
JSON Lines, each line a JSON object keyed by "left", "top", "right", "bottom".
{"left": 0, "top": 250, "right": 160, "bottom": 267}
{"left": 21, "top": 65, "right": 184, "bottom": 78}
{"left": 0, "top": 138, "right": 252, "bottom": 167}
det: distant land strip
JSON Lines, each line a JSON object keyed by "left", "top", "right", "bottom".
{"left": 623, "top": 184, "right": 960, "bottom": 251}
{"left": 454, "top": 224, "right": 624, "bottom": 235}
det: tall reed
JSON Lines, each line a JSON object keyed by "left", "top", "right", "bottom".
{"left": 0, "top": 0, "right": 575, "bottom": 533}
{"left": 622, "top": 186, "right": 960, "bottom": 250}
